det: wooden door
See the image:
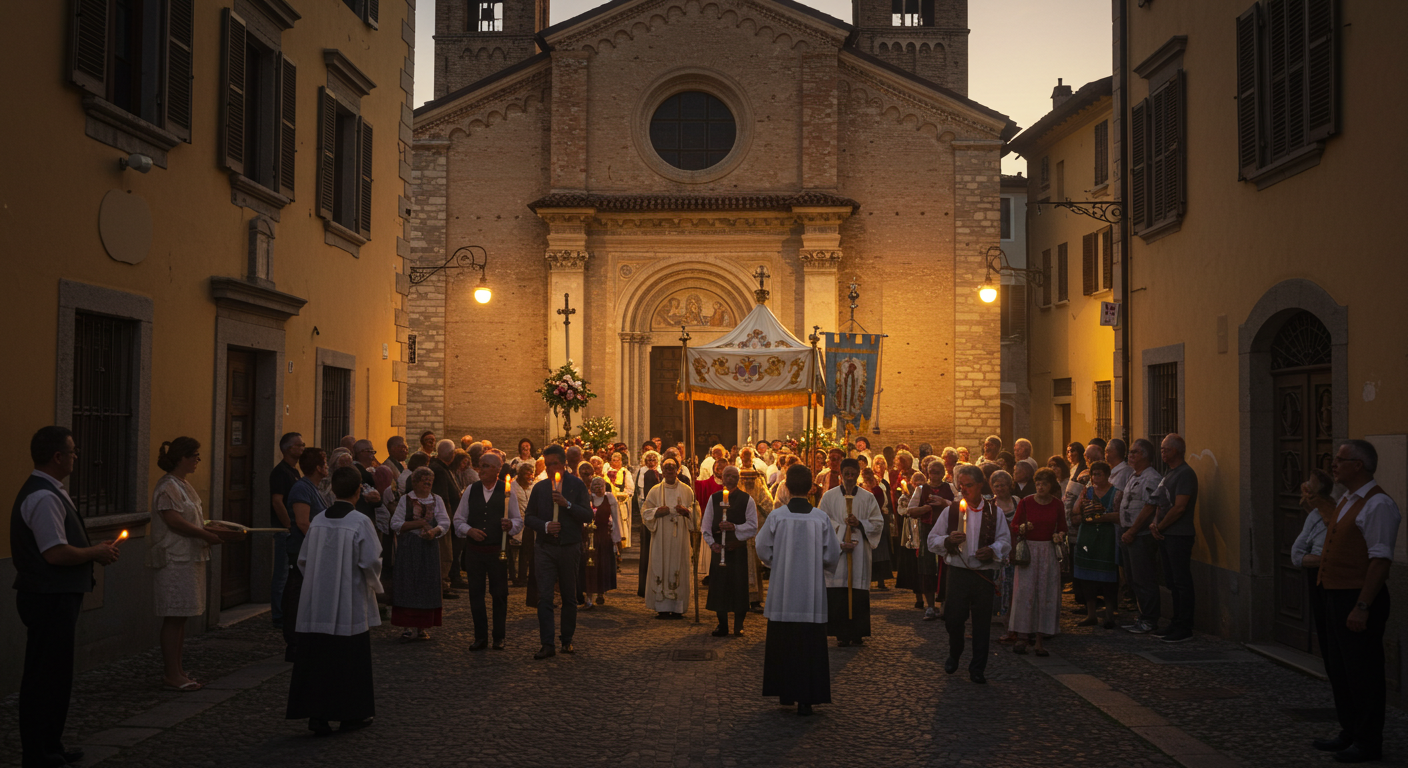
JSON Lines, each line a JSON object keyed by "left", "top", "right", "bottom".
{"left": 649, "top": 347, "right": 684, "bottom": 450}
{"left": 692, "top": 401, "right": 737, "bottom": 459}
{"left": 1272, "top": 367, "right": 1333, "bottom": 652}
{"left": 222, "top": 349, "right": 256, "bottom": 608}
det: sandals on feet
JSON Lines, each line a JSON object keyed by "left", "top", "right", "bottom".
{"left": 164, "top": 680, "right": 204, "bottom": 692}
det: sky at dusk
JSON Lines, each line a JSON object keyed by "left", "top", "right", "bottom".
{"left": 412, "top": 0, "right": 1112, "bottom": 175}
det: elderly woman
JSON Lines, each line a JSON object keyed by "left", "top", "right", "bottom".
{"left": 1074, "top": 461, "right": 1121, "bottom": 628}
{"left": 989, "top": 470, "right": 1019, "bottom": 638}
{"left": 511, "top": 438, "right": 536, "bottom": 471}
{"left": 860, "top": 464, "right": 893, "bottom": 590}
{"left": 149, "top": 437, "right": 240, "bottom": 691}
{"left": 319, "top": 448, "right": 354, "bottom": 507}
{"left": 907, "top": 460, "right": 954, "bottom": 620}
{"left": 585, "top": 476, "right": 621, "bottom": 606}
{"left": 1010, "top": 468, "right": 1068, "bottom": 655}
{"left": 283, "top": 447, "right": 329, "bottom": 661}
{"left": 1292, "top": 468, "right": 1337, "bottom": 659}
{"left": 390, "top": 466, "right": 451, "bottom": 641}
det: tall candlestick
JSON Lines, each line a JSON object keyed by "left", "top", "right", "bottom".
{"left": 720, "top": 490, "right": 730, "bottom": 566}
{"left": 844, "top": 493, "right": 855, "bottom": 619}
{"left": 500, "top": 476, "right": 511, "bottom": 560}
{"left": 552, "top": 472, "right": 562, "bottom": 523}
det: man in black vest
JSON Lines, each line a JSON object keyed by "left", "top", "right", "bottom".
{"left": 453, "top": 453, "right": 522, "bottom": 650}
{"left": 702, "top": 465, "right": 758, "bottom": 637}
{"left": 524, "top": 444, "right": 593, "bottom": 660}
{"left": 13, "top": 427, "right": 120, "bottom": 768}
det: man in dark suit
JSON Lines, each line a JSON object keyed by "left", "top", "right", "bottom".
{"left": 524, "top": 444, "right": 594, "bottom": 659}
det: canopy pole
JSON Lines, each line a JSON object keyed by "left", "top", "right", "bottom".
{"left": 680, "top": 325, "right": 701, "bottom": 624}
{"left": 808, "top": 326, "right": 822, "bottom": 491}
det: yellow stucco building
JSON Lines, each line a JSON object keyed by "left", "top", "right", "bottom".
{"left": 0, "top": 0, "right": 415, "bottom": 691}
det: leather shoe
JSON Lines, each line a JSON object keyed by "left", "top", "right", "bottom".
{"left": 1314, "top": 735, "right": 1353, "bottom": 752}
{"left": 309, "top": 718, "right": 333, "bottom": 736}
{"left": 533, "top": 645, "right": 556, "bottom": 660}
{"left": 339, "top": 717, "right": 373, "bottom": 732}
{"left": 492, "top": 640, "right": 505, "bottom": 650}
{"left": 469, "top": 639, "right": 489, "bottom": 651}
{"left": 712, "top": 627, "right": 730, "bottom": 637}
{"left": 970, "top": 670, "right": 987, "bottom": 684}
{"left": 797, "top": 703, "right": 814, "bottom": 716}
{"left": 61, "top": 749, "right": 85, "bottom": 764}
{"left": 560, "top": 642, "right": 575, "bottom": 653}
{"left": 944, "top": 657, "right": 959, "bottom": 675}
{"left": 1334, "top": 745, "right": 1382, "bottom": 763}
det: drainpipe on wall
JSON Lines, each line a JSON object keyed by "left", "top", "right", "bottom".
{"left": 1118, "top": 0, "right": 1133, "bottom": 441}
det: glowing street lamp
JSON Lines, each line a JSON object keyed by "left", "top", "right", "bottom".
{"left": 979, "top": 283, "right": 998, "bottom": 304}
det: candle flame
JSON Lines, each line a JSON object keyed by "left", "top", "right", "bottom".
{"left": 554, "top": 472, "right": 561, "bottom": 482}
{"left": 119, "top": 529, "right": 129, "bottom": 540}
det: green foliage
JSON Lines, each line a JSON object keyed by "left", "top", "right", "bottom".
{"left": 578, "top": 416, "right": 618, "bottom": 452}
{"left": 538, "top": 362, "right": 596, "bottom": 415}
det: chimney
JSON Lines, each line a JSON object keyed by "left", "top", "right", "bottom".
{"left": 1051, "top": 78, "right": 1073, "bottom": 110}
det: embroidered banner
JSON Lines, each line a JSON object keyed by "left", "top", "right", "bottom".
{"left": 822, "top": 332, "right": 882, "bottom": 437}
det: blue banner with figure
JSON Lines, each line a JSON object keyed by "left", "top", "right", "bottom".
{"left": 822, "top": 333, "right": 882, "bottom": 439}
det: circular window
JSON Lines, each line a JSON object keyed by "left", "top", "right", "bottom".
{"left": 649, "top": 92, "right": 736, "bottom": 171}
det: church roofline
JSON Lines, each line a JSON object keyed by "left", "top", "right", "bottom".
{"left": 414, "top": 52, "right": 552, "bottom": 120}
{"left": 839, "top": 49, "right": 1019, "bottom": 141}
{"left": 535, "top": 0, "right": 853, "bottom": 48}
{"left": 528, "top": 191, "right": 860, "bottom": 213}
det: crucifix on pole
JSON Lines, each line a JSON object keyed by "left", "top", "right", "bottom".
{"left": 556, "top": 292, "right": 576, "bottom": 362}
{"left": 752, "top": 265, "right": 771, "bottom": 304}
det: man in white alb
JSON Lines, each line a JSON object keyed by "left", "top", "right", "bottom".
{"left": 642, "top": 458, "right": 696, "bottom": 619}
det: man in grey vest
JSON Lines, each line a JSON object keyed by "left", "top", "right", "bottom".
{"left": 12, "top": 427, "right": 120, "bottom": 768}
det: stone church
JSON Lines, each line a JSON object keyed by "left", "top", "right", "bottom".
{"left": 407, "top": 0, "right": 1015, "bottom": 453}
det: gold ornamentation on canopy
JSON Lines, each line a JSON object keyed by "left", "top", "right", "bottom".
{"left": 680, "top": 303, "right": 817, "bottom": 409}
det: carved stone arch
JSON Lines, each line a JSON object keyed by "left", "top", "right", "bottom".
{"left": 616, "top": 257, "right": 755, "bottom": 334}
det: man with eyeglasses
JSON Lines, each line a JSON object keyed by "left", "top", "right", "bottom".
{"left": 928, "top": 463, "right": 1011, "bottom": 684}
{"left": 1312, "top": 439, "right": 1401, "bottom": 764}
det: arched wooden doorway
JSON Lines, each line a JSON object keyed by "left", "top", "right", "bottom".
{"left": 1270, "top": 311, "right": 1333, "bottom": 652}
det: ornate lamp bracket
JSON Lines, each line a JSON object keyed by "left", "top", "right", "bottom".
{"left": 409, "top": 245, "right": 489, "bottom": 284}
{"left": 1031, "top": 200, "right": 1123, "bottom": 224}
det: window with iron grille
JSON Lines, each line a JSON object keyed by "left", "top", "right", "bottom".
{"left": 1095, "top": 380, "right": 1112, "bottom": 441}
{"left": 71, "top": 312, "right": 138, "bottom": 517}
{"left": 321, "top": 365, "right": 352, "bottom": 447}
{"left": 1148, "top": 362, "right": 1179, "bottom": 472}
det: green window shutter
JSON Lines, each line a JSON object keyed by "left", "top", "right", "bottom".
{"left": 1236, "top": 3, "right": 1262, "bottom": 178}
{"left": 358, "top": 119, "right": 373, "bottom": 238}
{"left": 317, "top": 87, "right": 337, "bottom": 221}
{"left": 70, "top": 0, "right": 109, "bottom": 97}
{"left": 162, "top": 0, "right": 194, "bottom": 141}
{"left": 1130, "top": 100, "right": 1148, "bottom": 231}
{"left": 277, "top": 55, "right": 297, "bottom": 200}
{"left": 1304, "top": 0, "right": 1337, "bottom": 141}
{"left": 218, "top": 9, "right": 247, "bottom": 175}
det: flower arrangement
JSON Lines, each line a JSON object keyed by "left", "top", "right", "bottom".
{"left": 539, "top": 362, "right": 597, "bottom": 436}
{"left": 578, "top": 416, "right": 618, "bottom": 452}
{"left": 790, "top": 426, "right": 844, "bottom": 457}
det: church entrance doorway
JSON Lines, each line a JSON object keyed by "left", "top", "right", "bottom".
{"left": 648, "top": 346, "right": 737, "bottom": 458}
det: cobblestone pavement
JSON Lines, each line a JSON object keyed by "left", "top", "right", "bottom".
{"left": 3, "top": 563, "right": 1405, "bottom": 767}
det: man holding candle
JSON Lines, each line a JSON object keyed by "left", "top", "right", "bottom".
{"left": 524, "top": 445, "right": 594, "bottom": 659}
{"left": 820, "top": 458, "right": 884, "bottom": 647}
{"left": 702, "top": 466, "right": 759, "bottom": 637}
{"left": 928, "top": 464, "right": 1012, "bottom": 684}
{"left": 453, "top": 453, "right": 522, "bottom": 651}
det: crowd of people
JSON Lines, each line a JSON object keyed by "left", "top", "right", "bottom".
{"left": 11, "top": 425, "right": 1400, "bottom": 764}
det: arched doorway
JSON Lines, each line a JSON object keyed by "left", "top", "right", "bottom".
{"left": 1270, "top": 311, "right": 1334, "bottom": 652}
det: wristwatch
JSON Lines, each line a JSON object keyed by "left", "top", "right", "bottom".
{"left": 1356, "top": 601, "right": 1370, "bottom": 611}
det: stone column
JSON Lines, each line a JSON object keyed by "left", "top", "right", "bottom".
{"left": 617, "top": 332, "right": 651, "bottom": 451}
{"left": 794, "top": 205, "right": 852, "bottom": 338}
{"left": 951, "top": 139, "right": 1004, "bottom": 448}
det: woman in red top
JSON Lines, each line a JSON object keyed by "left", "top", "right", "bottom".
{"left": 1008, "top": 468, "right": 1068, "bottom": 656}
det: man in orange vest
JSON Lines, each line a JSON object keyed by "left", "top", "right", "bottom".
{"left": 1313, "top": 439, "right": 1401, "bottom": 764}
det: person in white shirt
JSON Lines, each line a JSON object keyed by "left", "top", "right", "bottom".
{"left": 698, "top": 444, "right": 726, "bottom": 479}
{"left": 756, "top": 463, "right": 841, "bottom": 716}
{"left": 452, "top": 453, "right": 522, "bottom": 650}
{"left": 390, "top": 467, "right": 452, "bottom": 641}
{"left": 701, "top": 466, "right": 758, "bottom": 636}
{"left": 1312, "top": 440, "right": 1402, "bottom": 762}
{"left": 928, "top": 464, "right": 1012, "bottom": 684}
{"left": 1105, "top": 439, "right": 1133, "bottom": 492}
{"left": 819, "top": 459, "right": 884, "bottom": 647}
{"left": 286, "top": 467, "right": 382, "bottom": 735}
{"left": 1115, "top": 439, "right": 1164, "bottom": 635}
{"left": 642, "top": 459, "right": 696, "bottom": 619}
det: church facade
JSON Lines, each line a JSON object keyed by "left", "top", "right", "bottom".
{"left": 407, "top": 0, "right": 1015, "bottom": 453}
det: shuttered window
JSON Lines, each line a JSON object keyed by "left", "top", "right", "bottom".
{"left": 1237, "top": 0, "right": 1338, "bottom": 182}
{"left": 1041, "top": 249, "right": 1052, "bottom": 307}
{"left": 1130, "top": 71, "right": 1185, "bottom": 235}
{"left": 1000, "top": 197, "right": 1013, "bottom": 239}
{"left": 1039, "top": 156, "right": 1050, "bottom": 188}
{"left": 1000, "top": 283, "right": 1027, "bottom": 339}
{"left": 317, "top": 87, "right": 373, "bottom": 238}
{"left": 342, "top": 0, "right": 380, "bottom": 27}
{"left": 219, "top": 9, "right": 294, "bottom": 196}
{"left": 1094, "top": 120, "right": 1109, "bottom": 186}
{"left": 69, "top": 0, "right": 193, "bottom": 140}
{"left": 1101, "top": 228, "right": 1114, "bottom": 291}
{"left": 1057, "top": 243, "right": 1069, "bottom": 303}
{"left": 1082, "top": 233, "right": 1097, "bottom": 296}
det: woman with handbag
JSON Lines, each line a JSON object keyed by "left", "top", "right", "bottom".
{"left": 1009, "top": 468, "right": 1067, "bottom": 656}
{"left": 989, "top": 470, "right": 1019, "bottom": 641}
{"left": 1074, "top": 461, "right": 1121, "bottom": 628}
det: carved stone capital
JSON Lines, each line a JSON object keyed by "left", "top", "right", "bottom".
{"left": 798, "top": 249, "right": 843, "bottom": 271}
{"left": 545, "top": 250, "right": 590, "bottom": 271}
{"left": 618, "top": 331, "right": 651, "bottom": 345}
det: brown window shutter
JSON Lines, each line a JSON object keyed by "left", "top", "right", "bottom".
{"left": 1167, "top": 70, "right": 1186, "bottom": 220}
{"left": 365, "top": 0, "right": 380, "bottom": 29}
{"left": 218, "top": 9, "right": 247, "bottom": 176}
{"left": 1101, "top": 228, "right": 1114, "bottom": 291}
{"left": 1094, "top": 121, "right": 1109, "bottom": 185}
{"left": 70, "top": 0, "right": 108, "bottom": 97}
{"left": 1041, "top": 249, "right": 1052, "bottom": 306}
{"left": 358, "top": 119, "right": 374, "bottom": 238}
{"left": 1150, "top": 88, "right": 1167, "bottom": 223}
{"left": 1057, "top": 243, "right": 1069, "bottom": 302}
{"left": 161, "top": 0, "right": 194, "bottom": 141}
{"left": 1236, "top": 3, "right": 1262, "bottom": 178}
{"left": 1130, "top": 100, "right": 1148, "bottom": 231}
{"left": 277, "top": 55, "right": 297, "bottom": 200}
{"left": 317, "top": 87, "right": 337, "bottom": 221}
{"left": 1082, "top": 233, "right": 1096, "bottom": 295}
{"left": 1267, "top": 0, "right": 1307, "bottom": 161}
{"left": 1304, "top": 0, "right": 1337, "bottom": 141}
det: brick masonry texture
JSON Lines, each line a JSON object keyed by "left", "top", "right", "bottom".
{"left": 409, "top": 0, "right": 1007, "bottom": 450}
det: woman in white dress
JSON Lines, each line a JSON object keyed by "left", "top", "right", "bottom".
{"left": 148, "top": 437, "right": 242, "bottom": 691}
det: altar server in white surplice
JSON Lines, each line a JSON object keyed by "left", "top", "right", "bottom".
{"left": 819, "top": 458, "right": 884, "bottom": 647}
{"left": 641, "top": 458, "right": 697, "bottom": 619}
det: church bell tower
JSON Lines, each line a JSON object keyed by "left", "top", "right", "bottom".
{"left": 852, "top": 0, "right": 968, "bottom": 95}
{"left": 434, "top": 0, "right": 550, "bottom": 98}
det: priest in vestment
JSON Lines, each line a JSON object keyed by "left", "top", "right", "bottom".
{"left": 756, "top": 463, "right": 841, "bottom": 716}
{"left": 287, "top": 467, "right": 381, "bottom": 735}
{"left": 642, "top": 458, "right": 696, "bottom": 619}
{"left": 820, "top": 459, "right": 884, "bottom": 647}
{"left": 701, "top": 466, "right": 758, "bottom": 637}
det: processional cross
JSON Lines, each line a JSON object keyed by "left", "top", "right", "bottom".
{"left": 752, "top": 265, "right": 771, "bottom": 304}
{"left": 557, "top": 292, "right": 576, "bottom": 361}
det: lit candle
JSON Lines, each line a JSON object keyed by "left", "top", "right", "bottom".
{"left": 959, "top": 499, "right": 968, "bottom": 536}
{"left": 118, "top": 529, "right": 129, "bottom": 543}
{"left": 553, "top": 472, "right": 562, "bottom": 524}
{"left": 722, "top": 489, "right": 729, "bottom": 507}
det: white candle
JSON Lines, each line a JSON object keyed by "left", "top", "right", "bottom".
{"left": 552, "top": 472, "right": 562, "bottom": 523}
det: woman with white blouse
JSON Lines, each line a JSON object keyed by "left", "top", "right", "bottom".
{"left": 389, "top": 467, "right": 451, "bottom": 641}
